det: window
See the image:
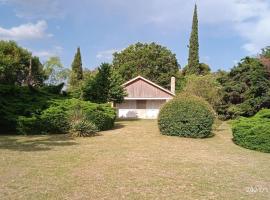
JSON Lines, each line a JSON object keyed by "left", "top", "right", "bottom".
{"left": 136, "top": 100, "right": 146, "bottom": 109}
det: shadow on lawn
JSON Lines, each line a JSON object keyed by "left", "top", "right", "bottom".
{"left": 0, "top": 134, "right": 77, "bottom": 152}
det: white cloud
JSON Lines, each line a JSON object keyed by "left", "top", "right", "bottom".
{"left": 0, "top": 20, "right": 52, "bottom": 41}
{"left": 32, "top": 46, "right": 63, "bottom": 59}
{"left": 2, "top": 0, "right": 270, "bottom": 54}
{"left": 96, "top": 49, "right": 121, "bottom": 60}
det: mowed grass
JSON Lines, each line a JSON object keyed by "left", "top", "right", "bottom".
{"left": 0, "top": 120, "right": 269, "bottom": 200}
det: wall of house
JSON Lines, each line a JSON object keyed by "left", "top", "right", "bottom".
{"left": 125, "top": 79, "right": 173, "bottom": 98}
{"left": 116, "top": 100, "right": 166, "bottom": 119}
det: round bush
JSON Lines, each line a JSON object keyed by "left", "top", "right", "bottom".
{"left": 232, "top": 109, "right": 270, "bottom": 153}
{"left": 158, "top": 95, "right": 215, "bottom": 138}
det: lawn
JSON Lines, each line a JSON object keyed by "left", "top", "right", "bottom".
{"left": 0, "top": 120, "right": 269, "bottom": 200}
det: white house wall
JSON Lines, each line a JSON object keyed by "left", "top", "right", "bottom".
{"left": 117, "top": 100, "right": 166, "bottom": 119}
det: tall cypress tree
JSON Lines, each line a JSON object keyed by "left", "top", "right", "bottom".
{"left": 187, "top": 4, "right": 200, "bottom": 75}
{"left": 70, "top": 47, "right": 83, "bottom": 86}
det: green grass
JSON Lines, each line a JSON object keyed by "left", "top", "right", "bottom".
{"left": 0, "top": 120, "right": 269, "bottom": 200}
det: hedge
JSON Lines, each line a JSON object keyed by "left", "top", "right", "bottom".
{"left": 17, "top": 98, "right": 116, "bottom": 135}
{"left": 232, "top": 109, "right": 270, "bottom": 153}
{"left": 158, "top": 95, "right": 215, "bottom": 138}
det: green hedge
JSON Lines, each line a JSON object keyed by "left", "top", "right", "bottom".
{"left": 232, "top": 109, "right": 270, "bottom": 153}
{"left": 0, "top": 84, "right": 65, "bottom": 133}
{"left": 158, "top": 95, "right": 215, "bottom": 138}
{"left": 17, "top": 99, "right": 116, "bottom": 135}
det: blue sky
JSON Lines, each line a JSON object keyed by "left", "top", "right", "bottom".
{"left": 0, "top": 0, "right": 270, "bottom": 71}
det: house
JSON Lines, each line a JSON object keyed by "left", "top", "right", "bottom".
{"left": 115, "top": 76, "right": 175, "bottom": 119}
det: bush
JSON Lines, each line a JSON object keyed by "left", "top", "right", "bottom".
{"left": 68, "top": 107, "right": 98, "bottom": 137}
{"left": 40, "top": 106, "right": 70, "bottom": 134}
{"left": 70, "top": 120, "right": 98, "bottom": 137}
{"left": 0, "top": 84, "right": 66, "bottom": 133}
{"left": 232, "top": 109, "right": 270, "bottom": 153}
{"left": 158, "top": 95, "right": 215, "bottom": 138}
{"left": 17, "top": 116, "right": 43, "bottom": 135}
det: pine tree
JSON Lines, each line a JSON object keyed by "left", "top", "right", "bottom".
{"left": 70, "top": 47, "right": 83, "bottom": 86}
{"left": 82, "top": 63, "right": 126, "bottom": 103}
{"left": 186, "top": 4, "right": 200, "bottom": 75}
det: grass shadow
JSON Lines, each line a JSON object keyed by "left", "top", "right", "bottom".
{"left": 0, "top": 134, "right": 78, "bottom": 152}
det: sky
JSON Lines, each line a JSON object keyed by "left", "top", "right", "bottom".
{"left": 0, "top": 0, "right": 270, "bottom": 71}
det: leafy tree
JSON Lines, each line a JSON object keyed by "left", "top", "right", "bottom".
{"left": 82, "top": 63, "right": 126, "bottom": 103}
{"left": 70, "top": 47, "right": 83, "bottom": 86}
{"left": 43, "top": 57, "right": 70, "bottom": 85}
{"left": 112, "top": 42, "right": 179, "bottom": 89}
{"left": 183, "top": 62, "right": 210, "bottom": 76}
{"left": 182, "top": 74, "right": 222, "bottom": 110}
{"left": 0, "top": 40, "right": 46, "bottom": 86}
{"left": 217, "top": 57, "right": 270, "bottom": 119}
{"left": 259, "top": 47, "right": 270, "bottom": 76}
{"left": 186, "top": 4, "right": 200, "bottom": 75}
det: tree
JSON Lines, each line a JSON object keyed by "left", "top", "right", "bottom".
{"left": 183, "top": 63, "right": 210, "bottom": 76}
{"left": 217, "top": 57, "right": 270, "bottom": 119}
{"left": 186, "top": 4, "right": 200, "bottom": 75}
{"left": 82, "top": 63, "right": 126, "bottom": 103}
{"left": 182, "top": 74, "right": 222, "bottom": 110}
{"left": 259, "top": 47, "right": 270, "bottom": 77}
{"left": 0, "top": 41, "right": 46, "bottom": 86}
{"left": 43, "top": 57, "right": 70, "bottom": 85}
{"left": 70, "top": 47, "right": 83, "bottom": 86}
{"left": 112, "top": 42, "right": 179, "bottom": 89}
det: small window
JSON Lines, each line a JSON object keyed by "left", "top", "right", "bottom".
{"left": 136, "top": 100, "right": 146, "bottom": 109}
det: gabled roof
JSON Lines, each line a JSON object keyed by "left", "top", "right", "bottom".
{"left": 122, "top": 76, "right": 175, "bottom": 96}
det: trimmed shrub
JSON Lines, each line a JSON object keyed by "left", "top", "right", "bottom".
{"left": 158, "top": 95, "right": 215, "bottom": 138}
{"left": 232, "top": 109, "right": 270, "bottom": 153}
{"left": 40, "top": 106, "right": 70, "bottom": 134}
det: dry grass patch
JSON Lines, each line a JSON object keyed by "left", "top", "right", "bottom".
{"left": 0, "top": 120, "right": 269, "bottom": 200}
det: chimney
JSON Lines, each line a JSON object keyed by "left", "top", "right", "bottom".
{"left": 171, "top": 77, "right": 175, "bottom": 95}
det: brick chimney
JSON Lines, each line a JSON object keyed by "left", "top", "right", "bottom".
{"left": 171, "top": 77, "right": 175, "bottom": 95}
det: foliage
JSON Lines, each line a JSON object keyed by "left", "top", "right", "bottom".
{"left": 48, "top": 99, "right": 116, "bottom": 131}
{"left": 158, "top": 95, "right": 215, "bottom": 138}
{"left": 0, "top": 40, "right": 46, "bottom": 86}
{"left": 182, "top": 74, "right": 222, "bottom": 111}
{"left": 0, "top": 84, "right": 65, "bottom": 133}
{"left": 43, "top": 56, "right": 70, "bottom": 85}
{"left": 186, "top": 5, "right": 200, "bottom": 75}
{"left": 13, "top": 97, "right": 116, "bottom": 135}
{"left": 259, "top": 47, "right": 270, "bottom": 76}
{"left": 82, "top": 63, "right": 126, "bottom": 104}
{"left": 41, "top": 83, "right": 65, "bottom": 94}
{"left": 40, "top": 106, "right": 70, "bottom": 134}
{"left": 69, "top": 108, "right": 98, "bottom": 137}
{"left": 217, "top": 57, "right": 270, "bottom": 119}
{"left": 112, "top": 42, "right": 179, "bottom": 89}
{"left": 232, "top": 109, "right": 270, "bottom": 153}
{"left": 70, "top": 47, "right": 83, "bottom": 86}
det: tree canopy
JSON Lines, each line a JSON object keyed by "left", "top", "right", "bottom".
{"left": 217, "top": 57, "right": 270, "bottom": 119}
{"left": 70, "top": 47, "right": 83, "bottom": 86}
{"left": 112, "top": 42, "right": 180, "bottom": 89}
{"left": 43, "top": 56, "right": 70, "bottom": 85}
{"left": 186, "top": 4, "right": 200, "bottom": 75}
{"left": 82, "top": 63, "right": 126, "bottom": 103}
{"left": 0, "top": 41, "right": 46, "bottom": 86}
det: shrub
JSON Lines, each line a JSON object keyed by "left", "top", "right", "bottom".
{"left": 17, "top": 116, "right": 43, "bottom": 135}
{"left": 0, "top": 84, "right": 66, "bottom": 133}
{"left": 158, "top": 95, "right": 215, "bottom": 138}
{"left": 70, "top": 120, "right": 98, "bottom": 137}
{"left": 232, "top": 109, "right": 270, "bottom": 153}
{"left": 68, "top": 107, "right": 98, "bottom": 137}
{"left": 40, "top": 106, "right": 70, "bottom": 134}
